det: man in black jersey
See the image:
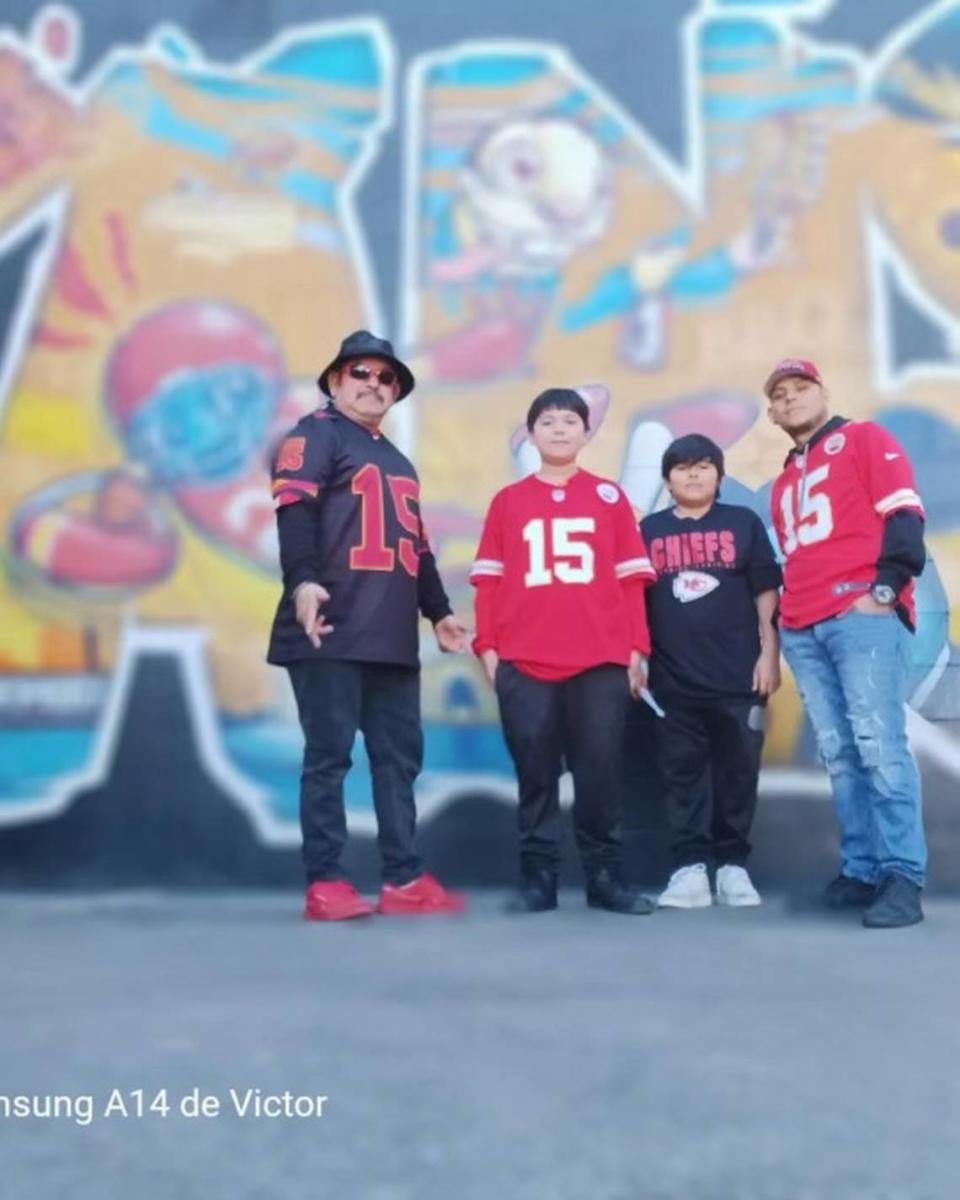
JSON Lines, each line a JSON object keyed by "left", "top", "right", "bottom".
{"left": 268, "top": 330, "right": 468, "bottom": 920}
{"left": 640, "top": 434, "right": 782, "bottom": 910}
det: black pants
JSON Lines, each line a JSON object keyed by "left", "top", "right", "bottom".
{"left": 495, "top": 661, "right": 630, "bottom": 874}
{"left": 287, "top": 659, "right": 423, "bottom": 886}
{"left": 655, "top": 695, "right": 764, "bottom": 868}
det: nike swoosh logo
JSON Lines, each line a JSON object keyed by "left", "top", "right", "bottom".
{"left": 885, "top": 452, "right": 900, "bottom": 460}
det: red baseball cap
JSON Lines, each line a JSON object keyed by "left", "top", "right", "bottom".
{"left": 764, "top": 358, "right": 823, "bottom": 398}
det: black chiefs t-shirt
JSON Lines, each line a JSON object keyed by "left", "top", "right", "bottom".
{"left": 640, "top": 502, "right": 782, "bottom": 701}
{"left": 267, "top": 407, "right": 450, "bottom": 667}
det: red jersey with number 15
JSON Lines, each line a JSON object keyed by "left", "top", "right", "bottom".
{"left": 770, "top": 418, "right": 924, "bottom": 630}
{"left": 471, "top": 470, "right": 655, "bottom": 680}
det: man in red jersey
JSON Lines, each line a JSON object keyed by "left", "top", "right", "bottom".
{"left": 767, "top": 358, "right": 927, "bottom": 928}
{"left": 471, "top": 388, "right": 656, "bottom": 915}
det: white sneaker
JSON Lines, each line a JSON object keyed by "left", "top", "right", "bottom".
{"left": 658, "top": 863, "right": 712, "bottom": 909}
{"left": 716, "top": 864, "right": 761, "bottom": 907}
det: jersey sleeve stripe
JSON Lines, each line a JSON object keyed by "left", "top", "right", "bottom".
{"left": 272, "top": 478, "right": 320, "bottom": 509}
{"left": 274, "top": 491, "right": 307, "bottom": 510}
{"left": 271, "top": 477, "right": 319, "bottom": 497}
{"left": 470, "top": 559, "right": 504, "bottom": 578}
{"left": 875, "top": 488, "right": 924, "bottom": 516}
{"left": 615, "top": 557, "right": 655, "bottom": 579}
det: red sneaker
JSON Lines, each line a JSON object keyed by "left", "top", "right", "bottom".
{"left": 377, "top": 873, "right": 467, "bottom": 916}
{"left": 304, "top": 880, "right": 375, "bottom": 921}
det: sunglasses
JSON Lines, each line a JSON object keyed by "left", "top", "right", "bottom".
{"left": 348, "top": 363, "right": 397, "bottom": 387}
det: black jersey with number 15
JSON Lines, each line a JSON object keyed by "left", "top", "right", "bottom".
{"left": 266, "top": 407, "right": 449, "bottom": 667}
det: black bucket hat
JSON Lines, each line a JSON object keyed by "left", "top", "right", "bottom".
{"left": 317, "top": 330, "right": 415, "bottom": 400}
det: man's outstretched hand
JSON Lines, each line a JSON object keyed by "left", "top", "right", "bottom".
{"left": 435, "top": 614, "right": 469, "bottom": 653}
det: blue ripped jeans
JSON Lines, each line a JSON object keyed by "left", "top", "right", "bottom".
{"left": 782, "top": 613, "right": 926, "bottom": 887}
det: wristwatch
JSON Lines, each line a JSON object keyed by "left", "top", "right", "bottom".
{"left": 870, "top": 584, "right": 897, "bottom": 606}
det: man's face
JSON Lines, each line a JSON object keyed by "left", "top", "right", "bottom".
{"left": 767, "top": 375, "right": 829, "bottom": 439}
{"left": 328, "top": 357, "right": 400, "bottom": 429}
{"left": 529, "top": 406, "right": 588, "bottom": 463}
{"left": 667, "top": 459, "right": 719, "bottom": 506}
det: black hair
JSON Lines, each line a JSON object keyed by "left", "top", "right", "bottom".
{"left": 526, "top": 388, "right": 590, "bottom": 432}
{"left": 661, "top": 433, "right": 725, "bottom": 481}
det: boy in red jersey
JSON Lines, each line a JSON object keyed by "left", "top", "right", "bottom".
{"left": 471, "top": 388, "right": 656, "bottom": 915}
{"left": 767, "top": 358, "right": 928, "bottom": 929}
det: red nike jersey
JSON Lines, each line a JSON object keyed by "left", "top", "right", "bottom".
{"left": 470, "top": 470, "right": 655, "bottom": 680}
{"left": 770, "top": 419, "right": 924, "bottom": 629}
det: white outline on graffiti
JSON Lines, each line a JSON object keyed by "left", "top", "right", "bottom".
{"left": 0, "top": 189, "right": 69, "bottom": 422}
{"left": 866, "top": 209, "right": 960, "bottom": 394}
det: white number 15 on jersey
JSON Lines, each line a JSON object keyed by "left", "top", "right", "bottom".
{"left": 523, "top": 517, "right": 596, "bottom": 586}
{"left": 779, "top": 464, "right": 834, "bottom": 554}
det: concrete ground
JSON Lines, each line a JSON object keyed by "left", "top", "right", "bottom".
{"left": 1, "top": 890, "right": 958, "bottom": 1200}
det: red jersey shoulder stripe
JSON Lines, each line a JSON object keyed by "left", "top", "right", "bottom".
{"left": 875, "top": 487, "right": 924, "bottom": 517}
{"left": 470, "top": 558, "right": 504, "bottom": 579}
{"left": 614, "top": 556, "right": 655, "bottom": 580}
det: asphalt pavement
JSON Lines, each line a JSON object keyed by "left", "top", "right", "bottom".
{"left": 1, "top": 890, "right": 958, "bottom": 1200}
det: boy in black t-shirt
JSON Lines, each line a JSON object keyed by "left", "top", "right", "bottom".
{"left": 640, "top": 435, "right": 782, "bottom": 908}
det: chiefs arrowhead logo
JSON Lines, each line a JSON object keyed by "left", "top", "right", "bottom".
{"left": 672, "top": 570, "right": 720, "bottom": 603}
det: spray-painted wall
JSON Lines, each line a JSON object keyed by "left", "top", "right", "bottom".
{"left": 1, "top": 0, "right": 958, "bottom": 882}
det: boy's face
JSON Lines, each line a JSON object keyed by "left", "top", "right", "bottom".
{"left": 529, "top": 406, "right": 588, "bottom": 463}
{"left": 667, "top": 458, "right": 719, "bottom": 505}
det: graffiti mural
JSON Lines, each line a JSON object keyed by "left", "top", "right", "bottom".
{"left": 0, "top": 0, "right": 957, "bottom": 859}
{"left": 402, "top": 1, "right": 959, "bottom": 761}
{"left": 0, "top": 8, "right": 393, "bottom": 838}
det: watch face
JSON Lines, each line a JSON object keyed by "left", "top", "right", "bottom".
{"left": 872, "top": 585, "right": 896, "bottom": 605}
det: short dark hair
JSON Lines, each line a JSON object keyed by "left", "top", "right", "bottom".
{"left": 526, "top": 388, "right": 590, "bottom": 432}
{"left": 661, "top": 433, "right": 725, "bottom": 481}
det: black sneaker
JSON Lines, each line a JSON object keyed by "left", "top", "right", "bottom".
{"left": 506, "top": 867, "right": 558, "bottom": 914}
{"left": 862, "top": 874, "right": 924, "bottom": 929}
{"left": 823, "top": 874, "right": 877, "bottom": 909}
{"left": 585, "top": 866, "right": 655, "bottom": 915}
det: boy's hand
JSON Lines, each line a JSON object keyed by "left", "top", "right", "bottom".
{"left": 480, "top": 649, "right": 499, "bottom": 687}
{"left": 627, "top": 651, "right": 648, "bottom": 699}
{"left": 752, "top": 648, "right": 781, "bottom": 698}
